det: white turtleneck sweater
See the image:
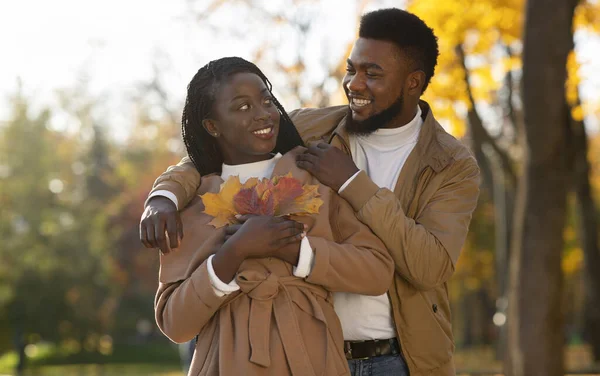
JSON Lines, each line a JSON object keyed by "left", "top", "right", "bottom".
{"left": 334, "top": 105, "right": 423, "bottom": 340}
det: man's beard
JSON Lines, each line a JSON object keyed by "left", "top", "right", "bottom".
{"left": 345, "top": 92, "right": 404, "bottom": 137}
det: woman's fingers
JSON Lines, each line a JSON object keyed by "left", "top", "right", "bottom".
{"left": 274, "top": 233, "right": 305, "bottom": 248}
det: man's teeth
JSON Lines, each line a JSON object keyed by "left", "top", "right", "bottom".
{"left": 352, "top": 98, "right": 371, "bottom": 107}
{"left": 253, "top": 127, "right": 272, "bottom": 135}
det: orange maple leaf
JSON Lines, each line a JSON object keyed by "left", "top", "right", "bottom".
{"left": 278, "top": 183, "right": 323, "bottom": 216}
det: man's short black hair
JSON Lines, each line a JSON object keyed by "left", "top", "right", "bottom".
{"left": 359, "top": 8, "right": 439, "bottom": 92}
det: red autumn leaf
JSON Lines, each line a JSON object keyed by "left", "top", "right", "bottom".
{"left": 273, "top": 175, "right": 304, "bottom": 211}
{"left": 234, "top": 187, "right": 275, "bottom": 216}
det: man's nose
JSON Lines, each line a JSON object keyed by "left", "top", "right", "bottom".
{"left": 346, "top": 73, "right": 366, "bottom": 92}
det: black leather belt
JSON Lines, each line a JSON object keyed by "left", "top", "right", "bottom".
{"left": 343, "top": 338, "right": 400, "bottom": 360}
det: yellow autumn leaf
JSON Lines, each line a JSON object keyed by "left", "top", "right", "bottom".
{"left": 278, "top": 183, "right": 323, "bottom": 216}
{"left": 200, "top": 175, "right": 242, "bottom": 228}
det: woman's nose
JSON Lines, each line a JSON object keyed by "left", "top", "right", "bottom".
{"left": 254, "top": 107, "right": 272, "bottom": 121}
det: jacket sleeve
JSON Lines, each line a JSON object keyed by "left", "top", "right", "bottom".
{"left": 155, "top": 260, "right": 231, "bottom": 344}
{"left": 339, "top": 157, "right": 480, "bottom": 291}
{"left": 305, "top": 193, "right": 394, "bottom": 296}
{"left": 149, "top": 156, "right": 200, "bottom": 209}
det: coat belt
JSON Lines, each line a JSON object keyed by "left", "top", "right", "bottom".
{"left": 235, "top": 270, "right": 329, "bottom": 376}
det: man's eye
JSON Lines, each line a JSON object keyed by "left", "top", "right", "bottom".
{"left": 366, "top": 72, "right": 379, "bottom": 78}
{"left": 239, "top": 104, "right": 250, "bottom": 111}
{"left": 345, "top": 67, "right": 355, "bottom": 73}
{"left": 264, "top": 97, "right": 273, "bottom": 105}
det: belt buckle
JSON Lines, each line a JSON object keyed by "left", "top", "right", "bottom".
{"left": 345, "top": 341, "right": 369, "bottom": 360}
{"left": 344, "top": 343, "right": 352, "bottom": 360}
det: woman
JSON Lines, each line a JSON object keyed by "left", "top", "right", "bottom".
{"left": 155, "top": 57, "right": 393, "bottom": 376}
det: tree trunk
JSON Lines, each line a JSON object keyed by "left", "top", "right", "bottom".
{"left": 570, "top": 105, "right": 600, "bottom": 360}
{"left": 505, "top": 0, "right": 577, "bottom": 375}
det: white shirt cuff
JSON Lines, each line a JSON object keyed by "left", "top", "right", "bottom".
{"left": 207, "top": 254, "right": 240, "bottom": 297}
{"left": 293, "top": 237, "right": 315, "bottom": 278}
{"left": 146, "top": 190, "right": 179, "bottom": 210}
{"left": 338, "top": 171, "right": 362, "bottom": 194}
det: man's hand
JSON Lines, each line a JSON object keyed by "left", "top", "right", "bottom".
{"left": 140, "top": 196, "right": 183, "bottom": 254}
{"left": 295, "top": 143, "right": 359, "bottom": 192}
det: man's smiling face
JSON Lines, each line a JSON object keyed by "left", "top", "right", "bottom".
{"left": 343, "top": 38, "right": 415, "bottom": 135}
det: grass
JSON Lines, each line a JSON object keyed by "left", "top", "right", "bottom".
{"left": 1, "top": 342, "right": 600, "bottom": 376}
{"left": 0, "top": 364, "right": 182, "bottom": 376}
{"left": 0, "top": 341, "right": 182, "bottom": 375}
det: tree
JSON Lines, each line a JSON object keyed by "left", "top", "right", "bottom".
{"left": 505, "top": 1, "right": 579, "bottom": 375}
{"left": 409, "top": 0, "right": 600, "bottom": 361}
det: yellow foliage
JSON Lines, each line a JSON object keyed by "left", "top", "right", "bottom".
{"left": 571, "top": 105, "right": 584, "bottom": 122}
{"left": 566, "top": 51, "right": 582, "bottom": 107}
{"left": 563, "top": 226, "right": 577, "bottom": 243}
{"left": 407, "top": 0, "right": 524, "bottom": 137}
{"left": 562, "top": 247, "right": 584, "bottom": 275}
{"left": 407, "top": 0, "right": 596, "bottom": 136}
{"left": 574, "top": 0, "right": 600, "bottom": 32}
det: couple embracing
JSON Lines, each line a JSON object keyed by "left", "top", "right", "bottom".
{"left": 140, "top": 8, "right": 480, "bottom": 376}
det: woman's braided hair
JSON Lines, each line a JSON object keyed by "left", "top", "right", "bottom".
{"left": 181, "top": 57, "right": 303, "bottom": 176}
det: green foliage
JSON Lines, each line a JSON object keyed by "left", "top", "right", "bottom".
{"left": 0, "top": 88, "right": 178, "bottom": 356}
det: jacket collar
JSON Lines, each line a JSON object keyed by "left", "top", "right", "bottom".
{"left": 329, "top": 100, "right": 452, "bottom": 173}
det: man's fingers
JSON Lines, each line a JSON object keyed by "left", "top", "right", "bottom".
{"left": 166, "top": 217, "right": 180, "bottom": 249}
{"left": 316, "top": 142, "right": 330, "bottom": 150}
{"left": 296, "top": 153, "right": 319, "bottom": 173}
{"left": 296, "top": 152, "right": 319, "bottom": 163}
{"left": 155, "top": 222, "right": 171, "bottom": 255}
{"left": 306, "top": 143, "right": 327, "bottom": 155}
{"left": 145, "top": 223, "right": 157, "bottom": 248}
{"left": 140, "top": 222, "right": 152, "bottom": 248}
{"left": 177, "top": 215, "right": 184, "bottom": 241}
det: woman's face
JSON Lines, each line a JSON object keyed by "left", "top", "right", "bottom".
{"left": 205, "top": 72, "right": 281, "bottom": 165}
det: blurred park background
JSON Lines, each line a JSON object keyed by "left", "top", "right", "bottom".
{"left": 1, "top": 0, "right": 600, "bottom": 375}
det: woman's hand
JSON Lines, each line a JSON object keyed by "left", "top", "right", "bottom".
{"left": 212, "top": 215, "right": 305, "bottom": 283}
{"left": 226, "top": 215, "right": 306, "bottom": 259}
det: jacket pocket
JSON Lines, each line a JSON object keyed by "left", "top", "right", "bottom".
{"left": 423, "top": 288, "right": 455, "bottom": 351}
{"left": 394, "top": 282, "right": 454, "bottom": 371}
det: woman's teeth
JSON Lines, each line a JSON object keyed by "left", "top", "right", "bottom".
{"left": 253, "top": 127, "right": 272, "bottom": 135}
{"left": 352, "top": 98, "right": 371, "bottom": 107}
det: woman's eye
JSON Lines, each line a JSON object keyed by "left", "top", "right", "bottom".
{"left": 239, "top": 104, "right": 250, "bottom": 111}
{"left": 264, "top": 97, "right": 273, "bottom": 105}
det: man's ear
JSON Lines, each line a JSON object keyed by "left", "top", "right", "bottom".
{"left": 407, "top": 70, "right": 426, "bottom": 96}
{"left": 202, "top": 119, "right": 220, "bottom": 138}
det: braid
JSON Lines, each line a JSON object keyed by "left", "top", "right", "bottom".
{"left": 181, "top": 57, "right": 303, "bottom": 176}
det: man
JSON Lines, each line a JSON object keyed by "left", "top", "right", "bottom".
{"left": 141, "top": 8, "right": 479, "bottom": 376}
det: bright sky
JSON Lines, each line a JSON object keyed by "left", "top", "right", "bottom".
{"left": 1, "top": 0, "right": 598, "bottom": 141}
{"left": 0, "top": 0, "right": 387, "bottom": 140}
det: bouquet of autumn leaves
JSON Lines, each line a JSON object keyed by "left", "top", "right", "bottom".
{"left": 201, "top": 174, "right": 324, "bottom": 228}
